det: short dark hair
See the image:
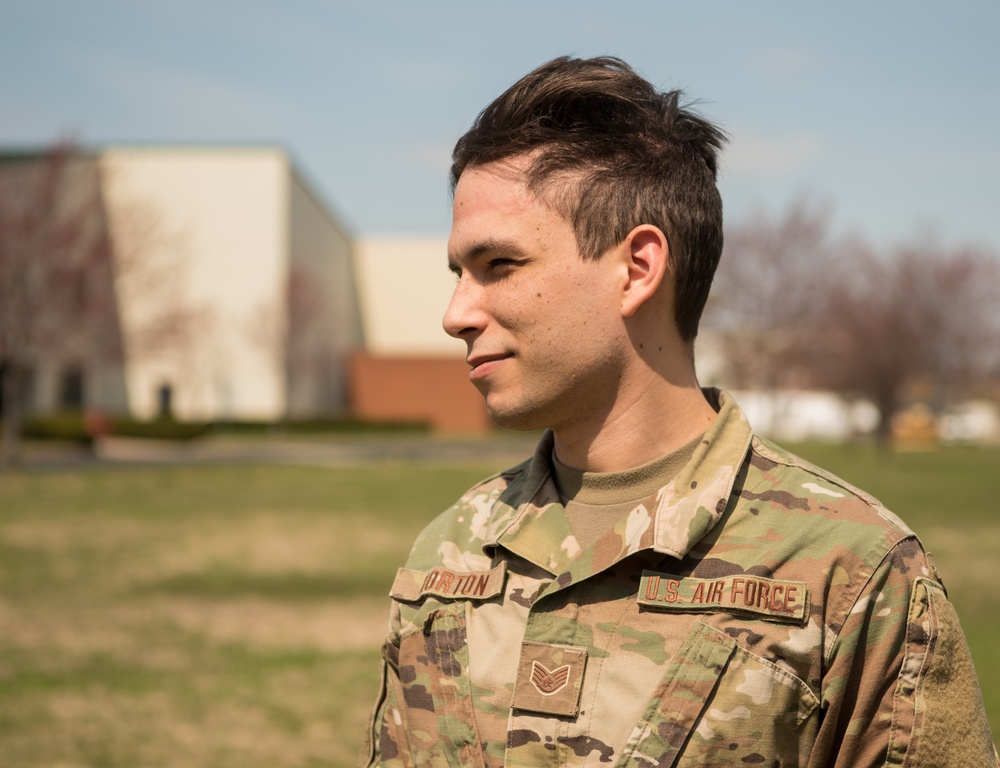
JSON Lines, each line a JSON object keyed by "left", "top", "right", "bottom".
{"left": 451, "top": 56, "right": 727, "bottom": 342}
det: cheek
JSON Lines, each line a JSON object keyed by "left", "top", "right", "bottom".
{"left": 490, "top": 286, "right": 548, "bottom": 331}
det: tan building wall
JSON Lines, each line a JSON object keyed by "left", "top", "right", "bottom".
{"left": 352, "top": 234, "right": 461, "bottom": 356}
{"left": 101, "top": 146, "right": 290, "bottom": 420}
{"left": 286, "top": 168, "right": 363, "bottom": 416}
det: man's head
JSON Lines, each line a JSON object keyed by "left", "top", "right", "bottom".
{"left": 450, "top": 56, "right": 727, "bottom": 343}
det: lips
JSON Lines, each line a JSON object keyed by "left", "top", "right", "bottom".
{"left": 467, "top": 352, "right": 512, "bottom": 380}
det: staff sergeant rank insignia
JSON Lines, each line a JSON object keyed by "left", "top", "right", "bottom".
{"left": 531, "top": 660, "right": 571, "bottom": 695}
{"left": 638, "top": 570, "right": 809, "bottom": 623}
{"left": 513, "top": 641, "right": 588, "bottom": 717}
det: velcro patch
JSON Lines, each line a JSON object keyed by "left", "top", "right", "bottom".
{"left": 512, "top": 641, "right": 588, "bottom": 717}
{"left": 638, "top": 570, "right": 809, "bottom": 623}
{"left": 390, "top": 561, "right": 506, "bottom": 602}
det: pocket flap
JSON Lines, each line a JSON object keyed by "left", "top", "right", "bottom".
{"left": 624, "top": 622, "right": 736, "bottom": 767}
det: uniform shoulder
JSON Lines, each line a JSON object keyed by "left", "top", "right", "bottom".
{"left": 403, "top": 456, "right": 533, "bottom": 571}
{"left": 746, "top": 435, "right": 917, "bottom": 541}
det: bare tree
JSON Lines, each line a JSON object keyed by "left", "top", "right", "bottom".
{"left": 709, "top": 199, "right": 1000, "bottom": 445}
{"left": 102, "top": 186, "right": 216, "bottom": 405}
{"left": 245, "top": 266, "right": 330, "bottom": 421}
{"left": 0, "top": 144, "right": 121, "bottom": 465}
{"left": 0, "top": 143, "right": 205, "bottom": 466}
{"left": 707, "top": 200, "right": 836, "bottom": 392}
{"left": 817, "top": 237, "right": 1000, "bottom": 443}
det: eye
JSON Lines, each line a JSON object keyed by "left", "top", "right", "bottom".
{"left": 485, "top": 258, "right": 519, "bottom": 276}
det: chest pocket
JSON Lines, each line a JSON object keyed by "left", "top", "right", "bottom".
{"left": 379, "top": 604, "right": 484, "bottom": 768}
{"left": 622, "top": 622, "right": 819, "bottom": 768}
{"left": 376, "top": 560, "right": 506, "bottom": 768}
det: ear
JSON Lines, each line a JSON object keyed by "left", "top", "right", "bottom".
{"left": 619, "top": 224, "right": 669, "bottom": 318}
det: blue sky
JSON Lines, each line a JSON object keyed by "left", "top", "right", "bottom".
{"left": 3, "top": 1, "right": 998, "bottom": 249}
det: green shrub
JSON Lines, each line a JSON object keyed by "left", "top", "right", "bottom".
{"left": 108, "top": 417, "right": 210, "bottom": 440}
{"left": 205, "top": 417, "right": 431, "bottom": 435}
{"left": 21, "top": 412, "right": 91, "bottom": 443}
{"left": 18, "top": 412, "right": 430, "bottom": 442}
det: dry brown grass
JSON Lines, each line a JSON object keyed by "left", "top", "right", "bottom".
{"left": 1, "top": 445, "right": 997, "bottom": 766}
{"left": 0, "top": 461, "right": 499, "bottom": 768}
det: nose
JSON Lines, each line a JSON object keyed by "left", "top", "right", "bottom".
{"left": 442, "top": 275, "right": 486, "bottom": 340}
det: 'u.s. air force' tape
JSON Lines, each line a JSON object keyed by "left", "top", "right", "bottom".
{"left": 638, "top": 570, "right": 809, "bottom": 624}
{"left": 390, "top": 561, "right": 506, "bottom": 602}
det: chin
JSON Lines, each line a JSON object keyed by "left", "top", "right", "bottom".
{"left": 485, "top": 398, "right": 550, "bottom": 432}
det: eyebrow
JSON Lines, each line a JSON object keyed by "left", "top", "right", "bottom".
{"left": 447, "top": 238, "right": 526, "bottom": 273}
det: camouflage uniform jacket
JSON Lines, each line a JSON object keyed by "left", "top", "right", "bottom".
{"left": 362, "top": 389, "right": 997, "bottom": 767}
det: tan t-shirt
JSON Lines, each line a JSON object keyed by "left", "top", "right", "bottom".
{"left": 551, "top": 433, "right": 703, "bottom": 551}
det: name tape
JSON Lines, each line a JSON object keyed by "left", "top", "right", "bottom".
{"left": 638, "top": 570, "right": 809, "bottom": 623}
{"left": 390, "top": 561, "right": 506, "bottom": 603}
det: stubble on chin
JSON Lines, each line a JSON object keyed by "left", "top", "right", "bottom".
{"left": 483, "top": 394, "right": 550, "bottom": 433}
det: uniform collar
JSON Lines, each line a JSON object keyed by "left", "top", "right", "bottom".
{"left": 483, "top": 389, "right": 754, "bottom": 577}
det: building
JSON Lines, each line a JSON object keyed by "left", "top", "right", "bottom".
{"left": 0, "top": 145, "right": 363, "bottom": 423}
{"left": 349, "top": 234, "right": 490, "bottom": 431}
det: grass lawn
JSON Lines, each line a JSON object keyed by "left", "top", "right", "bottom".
{"left": 0, "top": 443, "right": 997, "bottom": 766}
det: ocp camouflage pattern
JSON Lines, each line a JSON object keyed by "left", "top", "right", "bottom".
{"left": 361, "top": 390, "right": 997, "bottom": 767}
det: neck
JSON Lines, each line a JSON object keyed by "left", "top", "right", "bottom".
{"left": 552, "top": 362, "right": 717, "bottom": 472}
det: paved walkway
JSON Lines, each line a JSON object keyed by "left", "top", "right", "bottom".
{"left": 15, "top": 431, "right": 541, "bottom": 470}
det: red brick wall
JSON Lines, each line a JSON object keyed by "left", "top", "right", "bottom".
{"left": 348, "top": 352, "right": 492, "bottom": 432}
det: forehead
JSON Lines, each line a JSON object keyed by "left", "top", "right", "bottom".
{"left": 448, "top": 158, "right": 567, "bottom": 258}
{"left": 453, "top": 160, "right": 533, "bottom": 217}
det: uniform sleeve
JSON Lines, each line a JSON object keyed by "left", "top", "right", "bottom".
{"left": 883, "top": 574, "right": 999, "bottom": 766}
{"left": 811, "top": 537, "right": 998, "bottom": 767}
